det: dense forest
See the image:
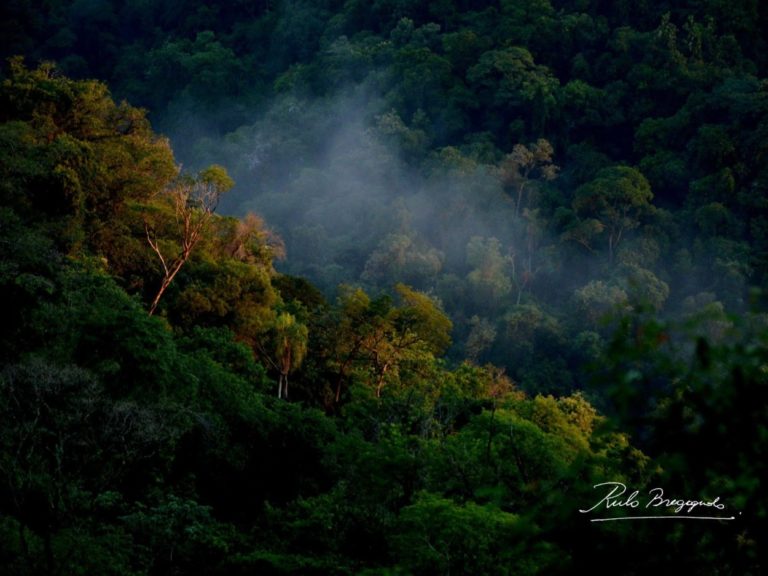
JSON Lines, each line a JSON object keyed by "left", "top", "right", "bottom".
{"left": 1, "top": 0, "right": 767, "bottom": 574}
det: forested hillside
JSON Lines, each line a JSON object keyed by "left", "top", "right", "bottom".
{"left": 1, "top": 1, "right": 767, "bottom": 574}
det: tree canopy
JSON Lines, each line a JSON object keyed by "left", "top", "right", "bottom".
{"left": 2, "top": 0, "right": 768, "bottom": 571}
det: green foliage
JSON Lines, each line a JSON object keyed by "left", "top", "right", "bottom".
{"left": 0, "top": 58, "right": 179, "bottom": 309}
{"left": 142, "top": 31, "right": 247, "bottom": 107}
{"left": 573, "top": 280, "right": 630, "bottom": 330}
{"left": 393, "top": 283, "right": 452, "bottom": 355}
{"left": 391, "top": 493, "right": 553, "bottom": 575}
{"left": 465, "top": 236, "right": 513, "bottom": 306}
{"left": 596, "top": 311, "right": 768, "bottom": 572}
{"left": 0, "top": 357, "right": 185, "bottom": 575}
{"left": 469, "top": 46, "right": 560, "bottom": 136}
{"left": 120, "top": 496, "right": 235, "bottom": 574}
{"left": 2, "top": 2, "right": 768, "bottom": 573}
{"left": 54, "top": 270, "right": 176, "bottom": 392}
{"left": 573, "top": 166, "right": 655, "bottom": 263}
{"left": 363, "top": 232, "right": 443, "bottom": 287}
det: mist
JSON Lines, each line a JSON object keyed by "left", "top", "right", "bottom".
{"left": 182, "top": 87, "right": 539, "bottom": 284}
{"left": 167, "top": 80, "right": 744, "bottom": 392}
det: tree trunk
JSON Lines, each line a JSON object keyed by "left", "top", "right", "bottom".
{"left": 515, "top": 182, "right": 526, "bottom": 219}
{"left": 148, "top": 262, "right": 183, "bottom": 316}
{"left": 375, "top": 363, "right": 390, "bottom": 398}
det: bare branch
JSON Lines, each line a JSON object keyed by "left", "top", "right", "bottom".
{"left": 145, "top": 222, "right": 169, "bottom": 277}
{"left": 144, "top": 167, "right": 231, "bottom": 315}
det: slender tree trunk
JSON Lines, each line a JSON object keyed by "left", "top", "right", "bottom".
{"left": 145, "top": 220, "right": 196, "bottom": 316}
{"left": 144, "top": 175, "right": 224, "bottom": 316}
{"left": 375, "top": 363, "right": 390, "bottom": 398}
{"left": 148, "top": 260, "right": 185, "bottom": 316}
{"left": 515, "top": 182, "right": 526, "bottom": 219}
{"left": 278, "top": 343, "right": 291, "bottom": 399}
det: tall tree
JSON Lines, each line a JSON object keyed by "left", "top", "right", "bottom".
{"left": 497, "top": 138, "right": 558, "bottom": 218}
{"left": 270, "top": 312, "right": 309, "bottom": 399}
{"left": 573, "top": 166, "right": 654, "bottom": 263}
{"left": 144, "top": 165, "right": 234, "bottom": 315}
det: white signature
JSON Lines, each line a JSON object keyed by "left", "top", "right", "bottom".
{"left": 580, "top": 482, "right": 735, "bottom": 522}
